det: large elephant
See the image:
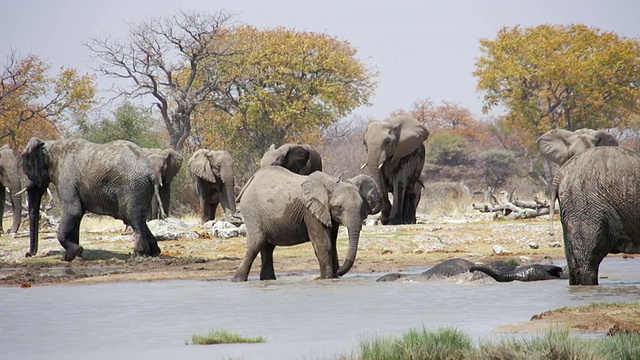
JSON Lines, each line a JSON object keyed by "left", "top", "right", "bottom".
{"left": 362, "top": 115, "right": 429, "bottom": 225}
{"left": 0, "top": 145, "right": 23, "bottom": 233}
{"left": 232, "top": 167, "right": 381, "bottom": 281}
{"left": 260, "top": 143, "right": 323, "bottom": 175}
{"left": 144, "top": 147, "right": 183, "bottom": 219}
{"left": 549, "top": 147, "right": 640, "bottom": 285}
{"left": 536, "top": 128, "right": 619, "bottom": 166}
{"left": 187, "top": 149, "right": 237, "bottom": 224}
{"left": 21, "top": 138, "right": 163, "bottom": 261}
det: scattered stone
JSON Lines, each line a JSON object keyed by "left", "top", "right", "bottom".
{"left": 147, "top": 218, "right": 199, "bottom": 241}
{"left": 212, "top": 221, "right": 241, "bottom": 239}
{"left": 492, "top": 245, "right": 510, "bottom": 254}
{"left": 364, "top": 218, "right": 381, "bottom": 226}
{"left": 412, "top": 249, "right": 424, "bottom": 254}
{"left": 528, "top": 242, "right": 539, "bottom": 249}
{"left": 381, "top": 248, "right": 393, "bottom": 255}
{"left": 549, "top": 242, "right": 562, "bottom": 248}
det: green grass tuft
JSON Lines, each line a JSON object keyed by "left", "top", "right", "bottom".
{"left": 190, "top": 329, "right": 265, "bottom": 345}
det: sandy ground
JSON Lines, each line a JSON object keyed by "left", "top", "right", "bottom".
{"left": 1, "top": 213, "right": 639, "bottom": 336}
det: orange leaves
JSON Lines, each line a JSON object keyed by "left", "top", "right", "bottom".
{"left": 0, "top": 51, "right": 96, "bottom": 150}
{"left": 474, "top": 24, "right": 640, "bottom": 144}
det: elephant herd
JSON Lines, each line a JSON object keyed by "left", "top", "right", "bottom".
{"left": 3, "top": 120, "right": 638, "bottom": 286}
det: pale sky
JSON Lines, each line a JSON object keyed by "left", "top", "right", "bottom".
{"left": 2, "top": 0, "right": 639, "bottom": 121}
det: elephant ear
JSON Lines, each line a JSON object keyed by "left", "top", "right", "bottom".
{"left": 348, "top": 174, "right": 383, "bottom": 215}
{"left": 21, "top": 137, "right": 49, "bottom": 187}
{"left": 536, "top": 129, "right": 575, "bottom": 165}
{"left": 391, "top": 116, "right": 430, "bottom": 163}
{"left": 283, "top": 145, "right": 311, "bottom": 173}
{"left": 163, "top": 149, "right": 183, "bottom": 182}
{"left": 301, "top": 177, "right": 332, "bottom": 227}
{"left": 188, "top": 150, "right": 217, "bottom": 183}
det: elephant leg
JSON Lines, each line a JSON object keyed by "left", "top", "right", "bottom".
{"left": 259, "top": 242, "right": 277, "bottom": 280}
{"left": 379, "top": 194, "right": 392, "bottom": 225}
{"left": 131, "top": 219, "right": 161, "bottom": 257}
{"left": 389, "top": 180, "right": 407, "bottom": 225}
{"left": 232, "top": 230, "right": 266, "bottom": 282}
{"left": 307, "top": 216, "right": 336, "bottom": 279}
{"left": 563, "top": 219, "right": 606, "bottom": 285}
{"left": 57, "top": 202, "right": 85, "bottom": 261}
{"left": 0, "top": 187, "right": 5, "bottom": 233}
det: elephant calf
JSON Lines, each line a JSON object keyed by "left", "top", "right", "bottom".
{"left": 232, "top": 167, "right": 381, "bottom": 281}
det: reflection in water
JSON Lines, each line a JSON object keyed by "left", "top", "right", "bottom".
{"left": 1, "top": 257, "right": 639, "bottom": 360}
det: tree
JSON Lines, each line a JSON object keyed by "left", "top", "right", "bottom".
{"left": 0, "top": 51, "right": 96, "bottom": 150}
{"left": 474, "top": 24, "right": 640, "bottom": 143}
{"left": 79, "top": 102, "right": 166, "bottom": 148}
{"left": 86, "top": 10, "right": 236, "bottom": 151}
{"left": 192, "top": 25, "right": 377, "bottom": 175}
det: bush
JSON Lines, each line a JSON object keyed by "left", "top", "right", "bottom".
{"left": 426, "top": 134, "right": 470, "bottom": 166}
{"left": 480, "top": 149, "right": 516, "bottom": 189}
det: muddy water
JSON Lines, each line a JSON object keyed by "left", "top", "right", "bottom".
{"left": 2, "top": 257, "right": 640, "bottom": 360}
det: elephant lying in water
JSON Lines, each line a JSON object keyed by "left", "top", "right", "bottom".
{"left": 376, "top": 258, "right": 567, "bottom": 283}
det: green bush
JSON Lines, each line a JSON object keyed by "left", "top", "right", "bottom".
{"left": 426, "top": 134, "right": 470, "bottom": 166}
{"left": 480, "top": 149, "right": 516, "bottom": 189}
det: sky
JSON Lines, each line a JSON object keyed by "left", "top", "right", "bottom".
{"left": 2, "top": 0, "right": 640, "bottom": 121}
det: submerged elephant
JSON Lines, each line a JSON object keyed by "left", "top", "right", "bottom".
{"left": 0, "top": 145, "right": 23, "bottom": 233}
{"left": 362, "top": 115, "right": 429, "bottom": 225}
{"left": 144, "top": 147, "right": 183, "bottom": 219}
{"left": 187, "top": 149, "right": 237, "bottom": 224}
{"left": 469, "top": 263, "right": 567, "bottom": 282}
{"left": 549, "top": 147, "right": 640, "bottom": 285}
{"left": 376, "top": 258, "right": 476, "bottom": 282}
{"left": 21, "top": 138, "right": 163, "bottom": 261}
{"left": 260, "top": 143, "right": 323, "bottom": 175}
{"left": 232, "top": 167, "right": 381, "bottom": 281}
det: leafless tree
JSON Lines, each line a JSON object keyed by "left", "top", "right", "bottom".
{"left": 86, "top": 10, "right": 236, "bottom": 151}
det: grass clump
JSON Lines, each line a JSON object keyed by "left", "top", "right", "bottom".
{"left": 348, "top": 327, "right": 640, "bottom": 360}
{"left": 190, "top": 329, "right": 265, "bottom": 345}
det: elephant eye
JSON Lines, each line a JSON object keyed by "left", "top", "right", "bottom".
{"left": 334, "top": 204, "right": 343, "bottom": 213}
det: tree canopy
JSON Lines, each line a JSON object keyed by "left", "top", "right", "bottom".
{"left": 474, "top": 24, "right": 640, "bottom": 143}
{"left": 191, "top": 25, "right": 377, "bottom": 173}
{"left": 0, "top": 51, "right": 96, "bottom": 150}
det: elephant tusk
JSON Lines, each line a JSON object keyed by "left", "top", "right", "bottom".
{"left": 360, "top": 163, "right": 367, "bottom": 170}
{"left": 14, "top": 187, "right": 27, "bottom": 196}
{"left": 377, "top": 163, "right": 384, "bottom": 169}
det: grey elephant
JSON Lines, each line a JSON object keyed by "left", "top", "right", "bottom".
{"left": 376, "top": 258, "right": 476, "bottom": 282}
{"left": 21, "top": 138, "right": 163, "bottom": 261}
{"left": 536, "top": 128, "right": 619, "bottom": 166}
{"left": 549, "top": 146, "right": 640, "bottom": 285}
{"left": 260, "top": 143, "right": 323, "bottom": 175}
{"left": 232, "top": 167, "right": 381, "bottom": 281}
{"left": 469, "top": 263, "right": 567, "bottom": 282}
{"left": 362, "top": 115, "right": 429, "bottom": 225}
{"left": 144, "top": 147, "right": 183, "bottom": 219}
{"left": 0, "top": 145, "right": 23, "bottom": 233}
{"left": 187, "top": 149, "right": 237, "bottom": 224}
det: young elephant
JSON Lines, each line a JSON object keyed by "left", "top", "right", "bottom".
{"left": 260, "top": 143, "right": 323, "bottom": 175}
{"left": 232, "top": 167, "right": 381, "bottom": 281}
{"left": 21, "top": 138, "right": 163, "bottom": 261}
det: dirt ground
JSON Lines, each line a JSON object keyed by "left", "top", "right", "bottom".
{"left": 1, "top": 213, "right": 639, "bottom": 336}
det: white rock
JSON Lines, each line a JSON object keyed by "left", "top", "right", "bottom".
{"left": 492, "top": 245, "right": 510, "bottom": 254}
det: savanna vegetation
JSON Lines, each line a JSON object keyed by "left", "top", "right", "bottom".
{"left": 2, "top": 12, "right": 640, "bottom": 215}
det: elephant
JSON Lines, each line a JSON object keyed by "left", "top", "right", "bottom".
{"left": 548, "top": 146, "right": 640, "bottom": 285}
{"left": 232, "top": 167, "right": 382, "bottom": 281}
{"left": 21, "top": 138, "right": 163, "bottom": 261}
{"left": 187, "top": 149, "right": 237, "bottom": 224}
{"left": 143, "top": 147, "right": 183, "bottom": 219}
{"left": 536, "top": 128, "right": 619, "bottom": 166}
{"left": 376, "top": 258, "right": 476, "bottom": 282}
{"left": 362, "top": 115, "right": 429, "bottom": 225}
{"left": 469, "top": 263, "right": 567, "bottom": 282}
{"left": 260, "top": 143, "right": 323, "bottom": 175}
{"left": 0, "top": 145, "right": 23, "bottom": 233}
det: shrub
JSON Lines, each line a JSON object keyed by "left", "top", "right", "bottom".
{"left": 426, "top": 134, "right": 470, "bottom": 166}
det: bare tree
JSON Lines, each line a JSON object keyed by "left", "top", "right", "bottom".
{"left": 86, "top": 10, "right": 236, "bottom": 151}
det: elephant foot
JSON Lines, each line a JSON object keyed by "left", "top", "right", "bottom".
{"left": 231, "top": 275, "right": 248, "bottom": 282}
{"left": 64, "top": 244, "right": 84, "bottom": 262}
{"left": 149, "top": 244, "right": 161, "bottom": 257}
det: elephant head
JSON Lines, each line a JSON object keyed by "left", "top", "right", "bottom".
{"left": 0, "top": 145, "right": 23, "bottom": 233}
{"left": 260, "top": 143, "right": 323, "bottom": 175}
{"left": 536, "top": 128, "right": 619, "bottom": 166}
{"left": 304, "top": 172, "right": 381, "bottom": 276}
{"left": 21, "top": 138, "right": 51, "bottom": 256}
{"left": 187, "top": 149, "right": 236, "bottom": 222}
{"left": 145, "top": 148, "right": 183, "bottom": 219}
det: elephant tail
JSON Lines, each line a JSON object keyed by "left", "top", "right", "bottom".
{"left": 548, "top": 170, "right": 565, "bottom": 236}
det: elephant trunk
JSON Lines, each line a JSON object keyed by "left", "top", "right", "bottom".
{"left": 336, "top": 223, "right": 361, "bottom": 276}
{"left": 470, "top": 264, "right": 518, "bottom": 282}
{"left": 363, "top": 149, "right": 387, "bottom": 193}
{"left": 26, "top": 184, "right": 46, "bottom": 257}
{"left": 220, "top": 170, "right": 237, "bottom": 215}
